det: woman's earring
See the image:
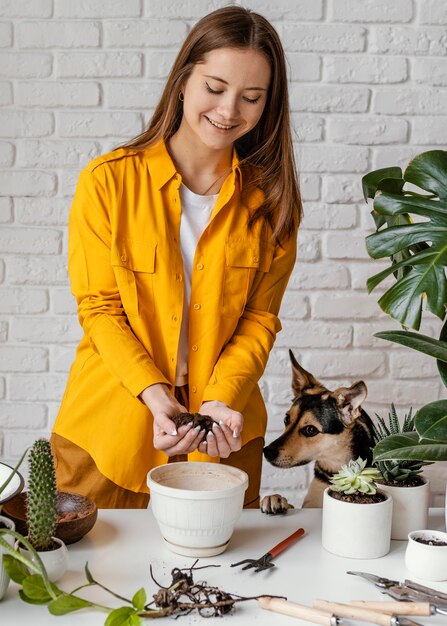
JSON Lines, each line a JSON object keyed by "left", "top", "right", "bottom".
{"left": 179, "top": 92, "right": 184, "bottom": 102}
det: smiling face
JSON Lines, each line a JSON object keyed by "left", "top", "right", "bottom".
{"left": 178, "top": 47, "right": 271, "bottom": 153}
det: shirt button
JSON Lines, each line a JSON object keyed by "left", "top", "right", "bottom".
{"left": 191, "top": 344, "right": 198, "bottom": 352}
{"left": 172, "top": 315, "right": 178, "bottom": 322}
{"left": 193, "top": 303, "right": 201, "bottom": 310}
{"left": 170, "top": 357, "right": 175, "bottom": 363}
{"left": 253, "top": 256, "right": 259, "bottom": 262}
{"left": 121, "top": 254, "right": 127, "bottom": 262}
{"left": 191, "top": 386, "right": 197, "bottom": 393}
{"left": 196, "top": 263, "right": 204, "bottom": 270}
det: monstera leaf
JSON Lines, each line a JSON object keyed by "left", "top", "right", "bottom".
{"left": 363, "top": 151, "right": 447, "bottom": 331}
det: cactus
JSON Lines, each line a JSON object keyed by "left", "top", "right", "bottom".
{"left": 330, "top": 457, "right": 381, "bottom": 495}
{"left": 372, "top": 404, "right": 430, "bottom": 484}
{"left": 26, "top": 439, "right": 57, "bottom": 551}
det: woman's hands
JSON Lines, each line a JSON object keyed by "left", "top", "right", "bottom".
{"left": 141, "top": 384, "right": 205, "bottom": 456}
{"left": 197, "top": 400, "right": 243, "bottom": 458}
{"left": 141, "top": 386, "right": 243, "bottom": 458}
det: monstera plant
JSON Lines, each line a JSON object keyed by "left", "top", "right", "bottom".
{"left": 362, "top": 150, "right": 447, "bottom": 463}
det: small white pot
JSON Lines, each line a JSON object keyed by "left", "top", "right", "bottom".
{"left": 16, "top": 536, "right": 68, "bottom": 582}
{"left": 378, "top": 479, "right": 429, "bottom": 540}
{"left": 322, "top": 487, "right": 393, "bottom": 559}
{"left": 405, "top": 529, "right": 447, "bottom": 581}
{"left": 0, "top": 515, "right": 15, "bottom": 600}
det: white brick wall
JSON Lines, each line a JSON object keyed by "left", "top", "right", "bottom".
{"left": 1, "top": 0, "right": 446, "bottom": 508}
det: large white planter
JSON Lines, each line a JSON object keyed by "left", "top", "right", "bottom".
{"left": 322, "top": 487, "right": 393, "bottom": 559}
{"left": 0, "top": 515, "right": 15, "bottom": 600}
{"left": 148, "top": 462, "right": 248, "bottom": 557}
{"left": 378, "top": 478, "right": 429, "bottom": 540}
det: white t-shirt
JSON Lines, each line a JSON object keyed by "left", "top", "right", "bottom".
{"left": 175, "top": 184, "right": 218, "bottom": 386}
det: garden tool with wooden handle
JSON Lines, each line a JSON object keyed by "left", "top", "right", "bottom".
{"left": 259, "top": 596, "right": 342, "bottom": 626}
{"left": 349, "top": 601, "right": 435, "bottom": 616}
{"left": 314, "top": 599, "right": 422, "bottom": 626}
{"left": 230, "top": 527, "right": 305, "bottom": 571}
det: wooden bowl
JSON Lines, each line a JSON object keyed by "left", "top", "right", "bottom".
{"left": 2, "top": 491, "right": 97, "bottom": 545}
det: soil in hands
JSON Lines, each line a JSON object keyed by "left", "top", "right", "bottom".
{"left": 172, "top": 412, "right": 215, "bottom": 434}
{"left": 414, "top": 536, "right": 447, "bottom": 547}
{"left": 329, "top": 490, "right": 387, "bottom": 504}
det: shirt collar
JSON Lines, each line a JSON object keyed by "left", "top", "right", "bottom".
{"left": 144, "top": 139, "right": 242, "bottom": 191}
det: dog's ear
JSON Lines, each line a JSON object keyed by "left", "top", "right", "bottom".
{"left": 332, "top": 381, "right": 367, "bottom": 426}
{"left": 289, "top": 350, "right": 323, "bottom": 396}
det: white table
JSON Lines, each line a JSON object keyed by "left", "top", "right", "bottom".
{"left": 2, "top": 508, "right": 446, "bottom": 625}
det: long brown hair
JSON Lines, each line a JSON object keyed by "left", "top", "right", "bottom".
{"left": 120, "top": 6, "right": 302, "bottom": 241}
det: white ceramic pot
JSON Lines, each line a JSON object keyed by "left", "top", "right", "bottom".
{"left": 322, "top": 487, "right": 393, "bottom": 559}
{"left": 16, "top": 537, "right": 69, "bottom": 582}
{"left": 405, "top": 529, "right": 447, "bottom": 581}
{"left": 0, "top": 515, "right": 15, "bottom": 600}
{"left": 148, "top": 462, "right": 248, "bottom": 557}
{"left": 0, "top": 461, "right": 24, "bottom": 512}
{"left": 378, "top": 479, "right": 429, "bottom": 540}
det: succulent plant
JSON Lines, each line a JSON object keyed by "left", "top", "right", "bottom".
{"left": 372, "top": 404, "right": 430, "bottom": 484}
{"left": 330, "top": 457, "right": 381, "bottom": 495}
{"left": 26, "top": 439, "right": 57, "bottom": 551}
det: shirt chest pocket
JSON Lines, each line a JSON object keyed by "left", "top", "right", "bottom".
{"left": 222, "top": 238, "right": 274, "bottom": 317}
{"left": 111, "top": 239, "right": 156, "bottom": 318}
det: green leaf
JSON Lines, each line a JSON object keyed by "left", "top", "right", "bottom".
{"left": 22, "top": 574, "right": 60, "bottom": 602}
{"left": 19, "top": 588, "right": 50, "bottom": 605}
{"left": 415, "top": 401, "right": 447, "bottom": 442}
{"left": 376, "top": 263, "right": 447, "bottom": 328}
{"left": 374, "top": 432, "right": 447, "bottom": 462}
{"left": 85, "top": 561, "right": 95, "bottom": 584}
{"left": 132, "top": 588, "right": 147, "bottom": 611}
{"left": 366, "top": 223, "right": 447, "bottom": 259}
{"left": 105, "top": 606, "right": 142, "bottom": 626}
{"left": 367, "top": 248, "right": 446, "bottom": 293}
{"left": 437, "top": 318, "right": 447, "bottom": 388}
{"left": 48, "top": 594, "right": 95, "bottom": 615}
{"left": 373, "top": 192, "right": 447, "bottom": 224}
{"left": 405, "top": 150, "right": 447, "bottom": 200}
{"left": 374, "top": 331, "right": 447, "bottom": 362}
{"left": 362, "top": 166, "right": 402, "bottom": 201}
{"left": 2, "top": 554, "right": 30, "bottom": 584}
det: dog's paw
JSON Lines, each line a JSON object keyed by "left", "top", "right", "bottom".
{"left": 260, "top": 494, "right": 294, "bottom": 515}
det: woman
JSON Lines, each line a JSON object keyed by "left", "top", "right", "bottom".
{"left": 51, "top": 6, "right": 302, "bottom": 509}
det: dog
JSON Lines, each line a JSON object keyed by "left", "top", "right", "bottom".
{"left": 261, "top": 350, "right": 374, "bottom": 514}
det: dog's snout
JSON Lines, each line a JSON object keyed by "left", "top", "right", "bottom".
{"left": 263, "top": 445, "right": 278, "bottom": 462}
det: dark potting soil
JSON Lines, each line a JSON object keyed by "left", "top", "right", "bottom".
{"left": 172, "top": 412, "right": 215, "bottom": 433}
{"left": 328, "top": 489, "right": 387, "bottom": 504}
{"left": 379, "top": 475, "right": 425, "bottom": 488}
{"left": 414, "top": 536, "right": 447, "bottom": 547}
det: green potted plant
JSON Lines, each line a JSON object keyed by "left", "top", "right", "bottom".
{"left": 14, "top": 439, "right": 68, "bottom": 582}
{"left": 372, "top": 404, "right": 431, "bottom": 539}
{"left": 362, "top": 150, "right": 447, "bottom": 521}
{"left": 0, "top": 448, "right": 27, "bottom": 600}
{"left": 321, "top": 458, "right": 392, "bottom": 559}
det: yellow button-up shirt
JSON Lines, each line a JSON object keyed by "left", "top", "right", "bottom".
{"left": 53, "top": 140, "right": 297, "bottom": 493}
